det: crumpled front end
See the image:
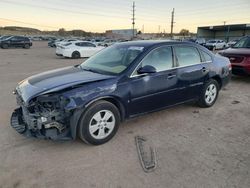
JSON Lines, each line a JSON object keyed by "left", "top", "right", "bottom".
{"left": 10, "top": 92, "right": 73, "bottom": 140}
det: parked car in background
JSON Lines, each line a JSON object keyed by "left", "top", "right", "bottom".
{"left": 56, "top": 40, "right": 83, "bottom": 56}
{"left": 205, "top": 39, "right": 227, "bottom": 50}
{"left": 227, "top": 39, "right": 240, "bottom": 47}
{"left": 55, "top": 39, "right": 78, "bottom": 47}
{"left": 218, "top": 36, "right": 250, "bottom": 75}
{"left": 90, "top": 39, "right": 104, "bottom": 46}
{"left": 183, "top": 38, "right": 206, "bottom": 46}
{"left": 11, "top": 40, "right": 231, "bottom": 145}
{"left": 57, "top": 41, "right": 104, "bottom": 58}
{"left": 101, "top": 39, "right": 118, "bottom": 47}
{"left": 0, "top": 36, "right": 32, "bottom": 49}
{"left": 195, "top": 38, "right": 206, "bottom": 46}
{"left": 48, "top": 39, "right": 63, "bottom": 47}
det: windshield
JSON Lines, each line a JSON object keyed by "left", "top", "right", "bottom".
{"left": 80, "top": 45, "right": 144, "bottom": 75}
{"left": 0, "top": 36, "right": 11, "bottom": 40}
{"left": 232, "top": 37, "right": 250, "bottom": 48}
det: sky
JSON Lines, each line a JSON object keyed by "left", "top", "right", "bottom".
{"left": 0, "top": 0, "right": 249, "bottom": 33}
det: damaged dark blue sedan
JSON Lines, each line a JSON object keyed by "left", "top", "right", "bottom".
{"left": 11, "top": 41, "right": 231, "bottom": 145}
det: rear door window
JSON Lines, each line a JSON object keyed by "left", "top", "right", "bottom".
{"left": 85, "top": 42, "right": 96, "bottom": 47}
{"left": 200, "top": 50, "right": 212, "bottom": 62}
{"left": 174, "top": 46, "right": 201, "bottom": 67}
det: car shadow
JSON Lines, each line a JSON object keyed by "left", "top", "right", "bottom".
{"left": 231, "top": 75, "right": 250, "bottom": 83}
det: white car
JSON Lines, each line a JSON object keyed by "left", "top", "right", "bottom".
{"left": 59, "top": 41, "right": 105, "bottom": 59}
{"left": 101, "top": 39, "right": 118, "bottom": 47}
{"left": 227, "top": 39, "right": 239, "bottom": 47}
{"left": 55, "top": 39, "right": 78, "bottom": 47}
{"left": 205, "top": 39, "right": 227, "bottom": 50}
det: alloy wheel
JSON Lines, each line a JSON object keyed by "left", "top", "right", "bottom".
{"left": 89, "top": 110, "right": 115, "bottom": 140}
{"left": 205, "top": 83, "right": 217, "bottom": 104}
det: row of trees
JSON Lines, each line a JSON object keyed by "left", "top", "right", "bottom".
{"left": 57, "top": 28, "right": 104, "bottom": 37}
{"left": 58, "top": 28, "right": 191, "bottom": 37}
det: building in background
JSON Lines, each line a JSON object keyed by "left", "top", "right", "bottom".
{"left": 197, "top": 23, "right": 250, "bottom": 42}
{"left": 105, "top": 29, "right": 137, "bottom": 39}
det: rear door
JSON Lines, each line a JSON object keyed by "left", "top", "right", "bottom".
{"left": 173, "top": 45, "right": 209, "bottom": 99}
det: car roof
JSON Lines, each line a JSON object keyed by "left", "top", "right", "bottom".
{"left": 70, "top": 40, "right": 95, "bottom": 44}
{"left": 114, "top": 40, "right": 213, "bottom": 56}
{"left": 115, "top": 40, "right": 201, "bottom": 48}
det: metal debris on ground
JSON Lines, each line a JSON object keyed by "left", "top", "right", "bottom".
{"left": 232, "top": 100, "right": 240, "bottom": 104}
{"left": 193, "top": 110, "right": 199, "bottom": 114}
{"left": 135, "top": 136, "right": 157, "bottom": 173}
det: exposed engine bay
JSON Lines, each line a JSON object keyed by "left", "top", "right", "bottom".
{"left": 12, "top": 92, "right": 72, "bottom": 140}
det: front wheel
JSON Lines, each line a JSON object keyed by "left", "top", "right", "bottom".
{"left": 2, "top": 44, "right": 9, "bottom": 49}
{"left": 198, "top": 79, "right": 219, "bottom": 108}
{"left": 78, "top": 100, "right": 120, "bottom": 145}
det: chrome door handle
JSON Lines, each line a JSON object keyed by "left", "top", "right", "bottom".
{"left": 167, "top": 74, "right": 176, "bottom": 79}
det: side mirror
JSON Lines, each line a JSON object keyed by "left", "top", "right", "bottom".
{"left": 137, "top": 65, "right": 156, "bottom": 74}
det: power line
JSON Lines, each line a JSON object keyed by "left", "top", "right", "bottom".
{"left": 0, "top": 0, "right": 130, "bottom": 20}
{"left": 1, "top": 0, "right": 249, "bottom": 26}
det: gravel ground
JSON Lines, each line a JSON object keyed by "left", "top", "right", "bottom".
{"left": 0, "top": 42, "right": 249, "bottom": 188}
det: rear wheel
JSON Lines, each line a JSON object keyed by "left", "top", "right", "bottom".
{"left": 24, "top": 44, "right": 30, "bottom": 49}
{"left": 198, "top": 79, "right": 219, "bottom": 108}
{"left": 72, "top": 51, "right": 81, "bottom": 59}
{"left": 78, "top": 100, "right": 120, "bottom": 145}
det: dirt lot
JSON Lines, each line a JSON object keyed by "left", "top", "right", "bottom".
{"left": 0, "top": 42, "right": 249, "bottom": 188}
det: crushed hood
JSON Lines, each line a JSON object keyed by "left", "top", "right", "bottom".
{"left": 16, "top": 66, "right": 115, "bottom": 104}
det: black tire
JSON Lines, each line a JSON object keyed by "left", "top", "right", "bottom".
{"left": 2, "top": 44, "right": 9, "bottom": 49}
{"left": 24, "top": 44, "right": 30, "bottom": 49}
{"left": 104, "top": 44, "right": 108, "bottom": 47}
{"left": 78, "top": 100, "right": 120, "bottom": 145}
{"left": 72, "top": 51, "right": 81, "bottom": 59}
{"left": 198, "top": 79, "right": 219, "bottom": 108}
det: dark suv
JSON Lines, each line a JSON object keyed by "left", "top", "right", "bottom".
{"left": 0, "top": 36, "right": 32, "bottom": 49}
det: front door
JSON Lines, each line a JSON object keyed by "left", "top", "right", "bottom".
{"left": 128, "top": 46, "right": 184, "bottom": 116}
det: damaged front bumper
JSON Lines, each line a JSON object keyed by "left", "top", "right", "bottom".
{"left": 11, "top": 107, "right": 72, "bottom": 140}
{"left": 10, "top": 92, "right": 73, "bottom": 141}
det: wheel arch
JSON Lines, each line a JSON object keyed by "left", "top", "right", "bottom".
{"left": 72, "top": 50, "right": 81, "bottom": 58}
{"left": 70, "top": 96, "right": 126, "bottom": 140}
{"left": 210, "top": 75, "right": 222, "bottom": 89}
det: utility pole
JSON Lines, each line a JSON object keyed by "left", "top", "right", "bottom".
{"left": 132, "top": 1, "right": 136, "bottom": 39}
{"left": 158, "top": 25, "right": 161, "bottom": 34}
{"left": 223, "top": 21, "right": 227, "bottom": 42}
{"left": 170, "top": 8, "right": 175, "bottom": 39}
